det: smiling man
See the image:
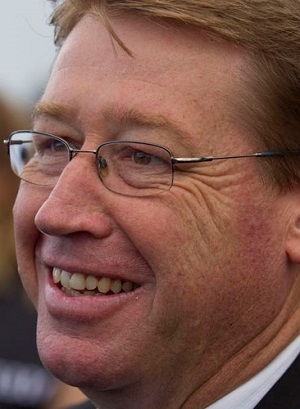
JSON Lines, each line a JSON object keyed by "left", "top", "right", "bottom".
{"left": 4, "top": 1, "right": 300, "bottom": 408}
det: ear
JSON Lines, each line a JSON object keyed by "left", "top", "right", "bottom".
{"left": 286, "top": 204, "right": 300, "bottom": 265}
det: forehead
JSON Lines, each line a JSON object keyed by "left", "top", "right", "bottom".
{"left": 54, "top": 13, "right": 245, "bottom": 81}
{"left": 39, "top": 14, "right": 250, "bottom": 151}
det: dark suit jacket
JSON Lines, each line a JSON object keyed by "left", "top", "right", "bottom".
{"left": 255, "top": 353, "right": 299, "bottom": 409}
{"left": 67, "top": 354, "right": 299, "bottom": 409}
{"left": 67, "top": 402, "right": 95, "bottom": 409}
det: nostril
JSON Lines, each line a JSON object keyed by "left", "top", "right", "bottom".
{"left": 34, "top": 185, "right": 114, "bottom": 239}
{"left": 34, "top": 199, "right": 64, "bottom": 236}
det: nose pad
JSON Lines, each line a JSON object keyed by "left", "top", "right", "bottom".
{"left": 97, "top": 156, "right": 109, "bottom": 178}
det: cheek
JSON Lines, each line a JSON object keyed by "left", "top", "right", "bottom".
{"left": 13, "top": 185, "right": 45, "bottom": 306}
{"left": 115, "top": 190, "right": 287, "bottom": 350}
{"left": 111, "top": 197, "right": 220, "bottom": 340}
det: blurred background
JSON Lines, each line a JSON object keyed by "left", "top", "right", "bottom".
{"left": 0, "top": 2, "right": 87, "bottom": 408}
{"left": 0, "top": 0, "right": 56, "bottom": 106}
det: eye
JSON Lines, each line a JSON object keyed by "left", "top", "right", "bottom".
{"left": 50, "top": 139, "right": 67, "bottom": 152}
{"left": 132, "top": 150, "right": 162, "bottom": 165}
{"left": 33, "top": 137, "right": 68, "bottom": 156}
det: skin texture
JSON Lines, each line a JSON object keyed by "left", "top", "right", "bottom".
{"left": 14, "top": 14, "right": 300, "bottom": 409}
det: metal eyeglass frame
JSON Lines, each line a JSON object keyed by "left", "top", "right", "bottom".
{"left": 3, "top": 130, "right": 300, "bottom": 196}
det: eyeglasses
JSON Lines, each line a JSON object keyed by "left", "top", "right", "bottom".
{"left": 3, "top": 130, "right": 300, "bottom": 197}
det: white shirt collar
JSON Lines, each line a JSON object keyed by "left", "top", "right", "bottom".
{"left": 207, "top": 335, "right": 300, "bottom": 409}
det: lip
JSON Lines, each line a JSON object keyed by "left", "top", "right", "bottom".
{"left": 44, "top": 267, "right": 152, "bottom": 322}
{"left": 35, "top": 239, "right": 155, "bottom": 322}
{"left": 36, "top": 238, "right": 153, "bottom": 286}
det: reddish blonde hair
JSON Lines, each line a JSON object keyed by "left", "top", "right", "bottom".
{"left": 50, "top": 0, "right": 300, "bottom": 188}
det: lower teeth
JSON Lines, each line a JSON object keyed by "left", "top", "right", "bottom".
{"left": 62, "top": 287, "right": 82, "bottom": 296}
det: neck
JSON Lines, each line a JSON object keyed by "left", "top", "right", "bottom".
{"left": 185, "top": 280, "right": 300, "bottom": 408}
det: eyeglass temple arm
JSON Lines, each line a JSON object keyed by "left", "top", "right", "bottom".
{"left": 172, "top": 150, "right": 300, "bottom": 164}
{"left": 3, "top": 139, "right": 32, "bottom": 154}
{"left": 3, "top": 139, "right": 33, "bottom": 145}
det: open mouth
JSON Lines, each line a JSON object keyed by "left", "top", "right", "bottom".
{"left": 52, "top": 267, "right": 140, "bottom": 296}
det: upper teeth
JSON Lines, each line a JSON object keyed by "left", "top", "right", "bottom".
{"left": 53, "top": 267, "right": 136, "bottom": 296}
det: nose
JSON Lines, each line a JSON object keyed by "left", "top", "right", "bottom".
{"left": 35, "top": 153, "right": 113, "bottom": 238}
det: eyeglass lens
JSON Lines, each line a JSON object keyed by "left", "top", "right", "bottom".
{"left": 8, "top": 132, "right": 173, "bottom": 196}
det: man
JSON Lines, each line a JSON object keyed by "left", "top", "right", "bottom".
{"left": 4, "top": 1, "right": 300, "bottom": 408}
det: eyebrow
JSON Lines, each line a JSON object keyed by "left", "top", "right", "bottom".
{"left": 32, "top": 101, "right": 193, "bottom": 150}
{"left": 102, "top": 106, "right": 183, "bottom": 132}
{"left": 32, "top": 101, "right": 76, "bottom": 123}
{"left": 101, "top": 106, "right": 194, "bottom": 152}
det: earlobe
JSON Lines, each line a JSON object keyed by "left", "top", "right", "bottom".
{"left": 286, "top": 214, "right": 300, "bottom": 264}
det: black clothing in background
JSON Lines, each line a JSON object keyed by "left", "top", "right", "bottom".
{"left": 0, "top": 278, "right": 57, "bottom": 409}
{"left": 67, "top": 403, "right": 95, "bottom": 409}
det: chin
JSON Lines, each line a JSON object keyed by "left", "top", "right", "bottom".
{"left": 36, "top": 323, "right": 138, "bottom": 391}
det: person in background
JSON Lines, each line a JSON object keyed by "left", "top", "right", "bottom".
{"left": 0, "top": 95, "right": 86, "bottom": 408}
{"left": 4, "top": 1, "right": 300, "bottom": 408}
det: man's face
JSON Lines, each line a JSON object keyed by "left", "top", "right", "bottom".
{"left": 14, "top": 13, "right": 292, "bottom": 408}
